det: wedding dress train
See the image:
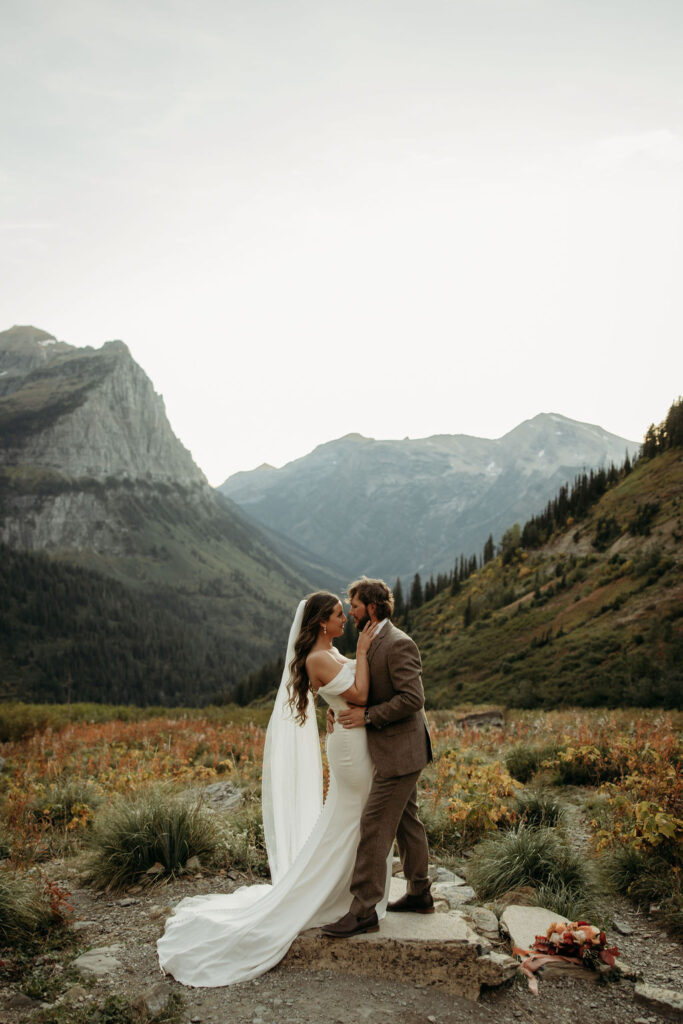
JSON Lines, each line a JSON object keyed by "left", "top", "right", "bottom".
{"left": 157, "top": 662, "right": 391, "bottom": 987}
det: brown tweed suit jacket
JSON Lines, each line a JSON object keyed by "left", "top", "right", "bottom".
{"left": 364, "top": 620, "right": 433, "bottom": 778}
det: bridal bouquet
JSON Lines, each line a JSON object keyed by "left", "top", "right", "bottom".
{"left": 515, "top": 920, "right": 620, "bottom": 994}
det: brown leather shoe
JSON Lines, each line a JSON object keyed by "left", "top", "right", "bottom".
{"left": 320, "top": 910, "right": 379, "bottom": 937}
{"left": 387, "top": 891, "right": 435, "bottom": 914}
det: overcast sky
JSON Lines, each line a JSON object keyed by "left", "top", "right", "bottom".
{"left": 2, "top": 0, "right": 682, "bottom": 483}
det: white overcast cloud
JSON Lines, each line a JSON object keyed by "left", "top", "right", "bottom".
{"left": 1, "top": 0, "right": 682, "bottom": 482}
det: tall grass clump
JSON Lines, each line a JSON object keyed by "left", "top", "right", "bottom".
{"left": 505, "top": 744, "right": 559, "bottom": 783}
{"left": 0, "top": 867, "right": 70, "bottom": 950}
{"left": 600, "top": 845, "right": 683, "bottom": 938}
{"left": 513, "top": 789, "right": 565, "bottom": 829}
{"left": 220, "top": 800, "right": 269, "bottom": 877}
{"left": 468, "top": 826, "right": 598, "bottom": 916}
{"left": 86, "top": 788, "right": 220, "bottom": 892}
{"left": 29, "top": 777, "right": 104, "bottom": 828}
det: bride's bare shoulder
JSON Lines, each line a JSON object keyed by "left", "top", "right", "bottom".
{"left": 306, "top": 649, "right": 348, "bottom": 690}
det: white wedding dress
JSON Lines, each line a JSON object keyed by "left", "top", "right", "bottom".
{"left": 157, "top": 661, "right": 391, "bottom": 987}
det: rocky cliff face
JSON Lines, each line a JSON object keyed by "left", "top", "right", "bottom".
{"left": 0, "top": 325, "right": 204, "bottom": 486}
{"left": 220, "top": 415, "right": 641, "bottom": 581}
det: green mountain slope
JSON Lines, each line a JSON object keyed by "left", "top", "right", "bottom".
{"left": 410, "top": 446, "right": 682, "bottom": 709}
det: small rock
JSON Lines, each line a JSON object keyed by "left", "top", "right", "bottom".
{"left": 118, "top": 897, "right": 138, "bottom": 907}
{"left": 72, "top": 920, "right": 97, "bottom": 932}
{"left": 62, "top": 985, "right": 89, "bottom": 1002}
{"left": 73, "top": 945, "right": 123, "bottom": 977}
{"left": 146, "top": 861, "right": 166, "bottom": 876}
{"left": 186, "top": 855, "right": 202, "bottom": 872}
{"left": 133, "top": 982, "right": 170, "bottom": 1017}
{"left": 427, "top": 1017, "right": 437, "bottom": 1023}
{"left": 432, "top": 867, "right": 467, "bottom": 886}
{"left": 6, "top": 993, "right": 42, "bottom": 1009}
{"left": 149, "top": 904, "right": 174, "bottom": 921}
{"left": 465, "top": 906, "right": 500, "bottom": 940}
{"left": 634, "top": 982, "right": 683, "bottom": 1021}
{"left": 611, "top": 915, "right": 633, "bottom": 935}
{"left": 433, "top": 882, "right": 475, "bottom": 906}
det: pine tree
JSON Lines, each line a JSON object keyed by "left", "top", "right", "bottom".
{"left": 393, "top": 577, "right": 405, "bottom": 618}
{"left": 483, "top": 533, "right": 495, "bottom": 564}
{"left": 410, "top": 573, "right": 423, "bottom": 608}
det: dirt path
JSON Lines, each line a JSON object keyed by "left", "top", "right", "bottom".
{"left": 3, "top": 855, "right": 683, "bottom": 1024}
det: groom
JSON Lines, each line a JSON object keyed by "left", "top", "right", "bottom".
{"left": 321, "top": 576, "right": 434, "bottom": 938}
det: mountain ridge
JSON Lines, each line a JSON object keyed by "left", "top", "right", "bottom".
{"left": 220, "top": 413, "right": 639, "bottom": 582}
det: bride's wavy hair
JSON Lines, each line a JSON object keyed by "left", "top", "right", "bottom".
{"left": 287, "top": 591, "right": 340, "bottom": 726}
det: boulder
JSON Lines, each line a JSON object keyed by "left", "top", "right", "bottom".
{"left": 455, "top": 710, "right": 505, "bottom": 730}
{"left": 200, "top": 781, "right": 244, "bottom": 811}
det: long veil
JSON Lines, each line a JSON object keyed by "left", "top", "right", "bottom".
{"left": 261, "top": 599, "right": 323, "bottom": 885}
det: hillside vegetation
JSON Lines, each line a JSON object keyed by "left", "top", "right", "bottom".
{"left": 0, "top": 482, "right": 319, "bottom": 705}
{"left": 408, "top": 403, "right": 682, "bottom": 709}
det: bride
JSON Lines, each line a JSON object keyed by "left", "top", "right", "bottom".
{"left": 157, "top": 591, "right": 389, "bottom": 987}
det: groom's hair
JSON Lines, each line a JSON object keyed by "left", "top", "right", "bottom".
{"left": 347, "top": 577, "right": 394, "bottom": 621}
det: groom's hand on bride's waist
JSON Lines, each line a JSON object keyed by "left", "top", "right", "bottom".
{"left": 337, "top": 706, "right": 367, "bottom": 729}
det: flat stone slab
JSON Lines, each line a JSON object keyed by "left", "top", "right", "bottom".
{"left": 634, "top": 982, "right": 683, "bottom": 1021}
{"left": 73, "top": 944, "right": 123, "bottom": 977}
{"left": 500, "top": 905, "right": 569, "bottom": 951}
{"left": 284, "top": 905, "right": 516, "bottom": 1000}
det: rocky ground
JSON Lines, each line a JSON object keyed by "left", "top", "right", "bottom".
{"left": 3, "top": 862, "right": 683, "bottom": 1024}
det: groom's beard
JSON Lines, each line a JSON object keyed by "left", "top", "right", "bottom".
{"left": 355, "top": 615, "right": 371, "bottom": 633}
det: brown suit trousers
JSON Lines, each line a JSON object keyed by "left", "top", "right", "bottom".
{"left": 349, "top": 622, "right": 432, "bottom": 916}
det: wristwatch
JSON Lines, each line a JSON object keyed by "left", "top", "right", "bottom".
{"left": 364, "top": 708, "right": 371, "bottom": 726}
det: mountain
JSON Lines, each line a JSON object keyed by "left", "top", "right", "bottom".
{"left": 406, "top": 434, "right": 682, "bottom": 709}
{"left": 220, "top": 416, "right": 640, "bottom": 582}
{"left": 0, "top": 326, "right": 339, "bottom": 704}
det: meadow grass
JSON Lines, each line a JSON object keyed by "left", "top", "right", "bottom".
{"left": 1, "top": 704, "right": 680, "bottom": 936}
{"left": 85, "top": 788, "right": 221, "bottom": 892}
{"left": 467, "top": 825, "right": 599, "bottom": 914}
